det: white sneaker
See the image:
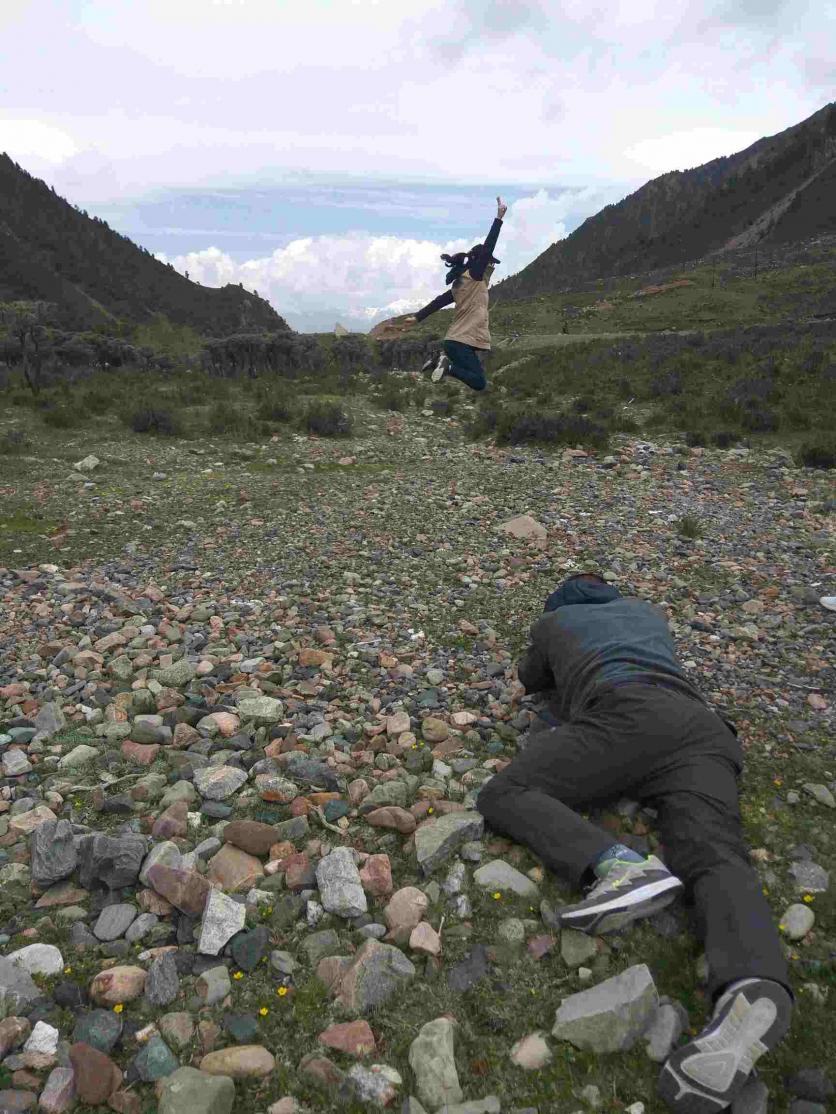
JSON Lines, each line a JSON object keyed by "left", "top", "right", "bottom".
{"left": 431, "top": 354, "right": 449, "bottom": 383}
{"left": 820, "top": 595, "right": 836, "bottom": 612}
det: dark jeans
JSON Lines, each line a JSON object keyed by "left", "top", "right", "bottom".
{"left": 477, "top": 684, "right": 789, "bottom": 1000}
{"left": 444, "top": 340, "right": 487, "bottom": 391}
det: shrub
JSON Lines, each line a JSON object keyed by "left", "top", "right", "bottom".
{"left": 258, "top": 396, "right": 296, "bottom": 423}
{"left": 676, "top": 514, "right": 703, "bottom": 539}
{"left": 373, "top": 385, "right": 408, "bottom": 413}
{"left": 711, "top": 430, "right": 737, "bottom": 449}
{"left": 301, "top": 401, "right": 352, "bottom": 437}
{"left": 128, "top": 405, "right": 182, "bottom": 436}
{"left": 0, "top": 429, "right": 30, "bottom": 454}
{"left": 740, "top": 406, "right": 778, "bottom": 433}
{"left": 797, "top": 438, "right": 836, "bottom": 469}
{"left": 430, "top": 398, "right": 455, "bottom": 417}
{"left": 684, "top": 430, "right": 706, "bottom": 447}
{"left": 494, "top": 407, "right": 609, "bottom": 450}
{"left": 207, "top": 402, "right": 255, "bottom": 437}
{"left": 42, "top": 404, "right": 83, "bottom": 429}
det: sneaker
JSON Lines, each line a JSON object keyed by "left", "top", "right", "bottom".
{"left": 558, "top": 854, "right": 683, "bottom": 934}
{"left": 431, "top": 354, "right": 449, "bottom": 383}
{"left": 658, "top": 979, "right": 792, "bottom": 1114}
{"left": 421, "top": 355, "right": 436, "bottom": 373}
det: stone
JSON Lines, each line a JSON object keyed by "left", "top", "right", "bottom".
{"left": 408, "top": 1016, "right": 462, "bottom": 1111}
{"left": 410, "top": 921, "right": 442, "bottom": 956}
{"left": 0, "top": 1091, "right": 35, "bottom": 1112}
{"left": 447, "top": 944, "right": 490, "bottom": 992}
{"left": 0, "top": 958, "right": 42, "bottom": 1018}
{"left": 73, "top": 1010, "right": 122, "bottom": 1054}
{"left": 644, "top": 999, "right": 688, "bottom": 1063}
{"left": 236, "top": 696, "right": 283, "bottom": 724}
{"left": 207, "top": 844, "right": 264, "bottom": 892}
{"left": 146, "top": 952, "right": 180, "bottom": 1007}
{"left": 316, "top": 847, "right": 368, "bottom": 918}
{"left": 552, "top": 964, "right": 658, "bottom": 1053}
{"left": 199, "top": 1045, "right": 275, "bottom": 1079}
{"left": 196, "top": 966, "right": 231, "bottom": 1007}
{"left": 785, "top": 1069, "right": 834, "bottom": 1102}
{"left": 1, "top": 749, "right": 31, "bottom": 776}
{"left": 58, "top": 744, "right": 99, "bottom": 769}
{"left": 730, "top": 1077, "right": 769, "bottom": 1114}
{"left": 779, "top": 903, "right": 816, "bottom": 940}
{"left": 194, "top": 766, "right": 247, "bottom": 800}
{"left": 561, "top": 928, "right": 598, "bottom": 968}
{"left": 38, "top": 1067, "right": 75, "bottom": 1114}
{"left": 156, "top": 660, "right": 197, "bottom": 687}
{"left": 139, "top": 841, "right": 183, "bottom": 886}
{"left": 223, "top": 819, "right": 280, "bottom": 856}
{"left": 133, "top": 1035, "right": 179, "bottom": 1082}
{"left": 153, "top": 801, "right": 190, "bottom": 839}
{"left": 74, "top": 453, "right": 100, "bottom": 471}
{"left": 437, "top": 1098, "right": 501, "bottom": 1114}
{"left": 414, "top": 812, "right": 485, "bottom": 875}
{"left": 158, "top": 1013, "right": 195, "bottom": 1052}
{"left": 510, "top": 1031, "right": 552, "bottom": 1069}
{"left": 343, "top": 1063, "right": 401, "bottom": 1107}
{"left": 473, "top": 859, "right": 539, "bottom": 897}
{"left": 383, "top": 887, "right": 429, "bottom": 943}
{"left": 77, "top": 833, "right": 146, "bottom": 891}
{"left": 93, "top": 903, "right": 138, "bottom": 942}
{"left": 318, "top": 1020, "right": 376, "bottom": 1057}
{"left": 9, "top": 806, "right": 57, "bottom": 835}
{"left": 158, "top": 1066, "right": 235, "bottom": 1114}
{"left": 421, "top": 717, "right": 449, "bottom": 743}
{"left": 0, "top": 1018, "right": 30, "bottom": 1058}
{"left": 146, "top": 864, "right": 211, "bottom": 916}
{"left": 299, "top": 1052, "right": 344, "bottom": 1089}
{"left": 5, "top": 944, "right": 63, "bottom": 979}
{"left": 335, "top": 939, "right": 416, "bottom": 1014}
{"left": 359, "top": 854, "right": 393, "bottom": 897}
{"left": 789, "top": 861, "right": 829, "bottom": 894}
{"left": 23, "top": 1021, "right": 59, "bottom": 1055}
{"left": 68, "top": 1042, "right": 121, "bottom": 1105}
{"left": 365, "top": 807, "right": 416, "bottom": 834}
{"left": 199, "top": 889, "right": 247, "bottom": 955}
{"left": 30, "top": 820, "right": 77, "bottom": 887}
{"left": 500, "top": 514, "right": 546, "bottom": 541}
{"left": 89, "top": 965, "right": 147, "bottom": 1006}
{"left": 34, "top": 701, "right": 66, "bottom": 738}
{"left": 802, "top": 783, "right": 836, "bottom": 809}
{"left": 126, "top": 912, "right": 159, "bottom": 943}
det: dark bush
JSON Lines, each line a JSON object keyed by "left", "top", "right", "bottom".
{"left": 711, "top": 430, "right": 737, "bottom": 448}
{"left": 373, "top": 385, "right": 408, "bottom": 413}
{"left": 495, "top": 407, "right": 609, "bottom": 450}
{"left": 128, "top": 405, "right": 182, "bottom": 435}
{"left": 740, "top": 406, "right": 778, "bottom": 433}
{"left": 430, "top": 398, "right": 455, "bottom": 417}
{"left": 684, "top": 430, "right": 706, "bottom": 447}
{"left": 797, "top": 438, "right": 836, "bottom": 469}
{"left": 0, "top": 429, "right": 30, "bottom": 454}
{"left": 207, "top": 402, "right": 256, "bottom": 437}
{"left": 302, "top": 401, "right": 352, "bottom": 437}
{"left": 258, "top": 396, "right": 296, "bottom": 423}
{"left": 42, "top": 404, "right": 83, "bottom": 429}
{"left": 650, "top": 370, "right": 683, "bottom": 397}
{"left": 572, "top": 395, "right": 593, "bottom": 413}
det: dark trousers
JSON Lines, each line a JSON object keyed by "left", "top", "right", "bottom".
{"left": 476, "top": 684, "right": 789, "bottom": 1001}
{"left": 444, "top": 340, "right": 487, "bottom": 391}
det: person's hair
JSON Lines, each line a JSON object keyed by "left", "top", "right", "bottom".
{"left": 441, "top": 244, "right": 485, "bottom": 285}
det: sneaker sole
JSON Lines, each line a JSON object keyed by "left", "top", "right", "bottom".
{"left": 560, "top": 875, "right": 684, "bottom": 935}
{"left": 430, "top": 366, "right": 446, "bottom": 382}
{"left": 658, "top": 984, "right": 792, "bottom": 1114}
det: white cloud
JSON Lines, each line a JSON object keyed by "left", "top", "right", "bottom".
{"left": 158, "top": 189, "right": 606, "bottom": 332}
{"left": 0, "top": 118, "right": 79, "bottom": 165}
{"left": 624, "top": 127, "right": 763, "bottom": 174}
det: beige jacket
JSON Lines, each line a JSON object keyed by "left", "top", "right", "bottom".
{"left": 445, "top": 263, "right": 495, "bottom": 350}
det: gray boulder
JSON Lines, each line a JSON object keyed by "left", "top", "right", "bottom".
{"left": 552, "top": 963, "right": 658, "bottom": 1053}
{"left": 0, "top": 956, "right": 43, "bottom": 1019}
{"left": 158, "top": 1066, "right": 235, "bottom": 1114}
{"left": 414, "top": 812, "right": 484, "bottom": 876}
{"left": 77, "top": 832, "right": 147, "bottom": 890}
{"left": 31, "top": 820, "right": 77, "bottom": 887}
{"left": 316, "top": 847, "right": 367, "bottom": 918}
{"left": 409, "top": 1016, "right": 462, "bottom": 1111}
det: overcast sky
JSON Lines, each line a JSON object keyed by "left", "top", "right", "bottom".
{"left": 1, "top": 0, "right": 832, "bottom": 330}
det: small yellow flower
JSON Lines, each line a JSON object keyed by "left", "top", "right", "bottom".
{"left": 63, "top": 966, "right": 72, "bottom": 975}
{"left": 773, "top": 779, "right": 782, "bottom": 786}
{"left": 233, "top": 971, "right": 244, "bottom": 980}
{"left": 277, "top": 986, "right": 288, "bottom": 997}
{"left": 492, "top": 891, "right": 502, "bottom": 900}
{"left": 779, "top": 924, "right": 786, "bottom": 932}
{"left": 427, "top": 807, "right": 434, "bottom": 815}
{"left": 803, "top": 894, "right": 814, "bottom": 904}
{"left": 762, "top": 887, "right": 769, "bottom": 896}
{"left": 113, "top": 1004, "right": 123, "bottom": 1014}
{"left": 259, "top": 1007, "right": 269, "bottom": 1017}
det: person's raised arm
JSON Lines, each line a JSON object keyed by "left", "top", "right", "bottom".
{"left": 469, "top": 195, "right": 507, "bottom": 281}
{"left": 413, "top": 290, "right": 455, "bottom": 323}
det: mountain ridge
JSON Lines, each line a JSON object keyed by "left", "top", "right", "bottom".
{"left": 0, "top": 154, "right": 289, "bottom": 334}
{"left": 495, "top": 102, "right": 836, "bottom": 301}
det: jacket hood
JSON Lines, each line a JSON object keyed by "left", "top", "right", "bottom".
{"left": 544, "top": 578, "right": 621, "bottom": 611}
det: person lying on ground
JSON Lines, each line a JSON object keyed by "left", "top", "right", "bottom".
{"left": 477, "top": 573, "right": 793, "bottom": 1114}
{"left": 371, "top": 196, "right": 506, "bottom": 391}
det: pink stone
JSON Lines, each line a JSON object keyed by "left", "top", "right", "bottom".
{"left": 38, "top": 1067, "right": 75, "bottom": 1114}
{"left": 364, "top": 807, "right": 416, "bottom": 835}
{"left": 317, "top": 1020, "right": 375, "bottom": 1058}
{"left": 151, "top": 800, "right": 189, "bottom": 839}
{"left": 383, "top": 887, "right": 428, "bottom": 944}
{"left": 348, "top": 779, "right": 369, "bottom": 805}
{"left": 89, "top": 966, "right": 147, "bottom": 1006}
{"left": 359, "top": 854, "right": 393, "bottom": 897}
{"left": 121, "top": 740, "right": 160, "bottom": 766}
{"left": 409, "top": 921, "right": 441, "bottom": 956}
{"left": 206, "top": 844, "right": 264, "bottom": 892}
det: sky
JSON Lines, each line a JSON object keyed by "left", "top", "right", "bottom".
{"left": 1, "top": 0, "right": 832, "bottom": 331}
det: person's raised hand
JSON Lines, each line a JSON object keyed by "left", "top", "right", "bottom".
{"left": 496, "top": 195, "right": 507, "bottom": 220}
{"left": 370, "top": 314, "right": 417, "bottom": 341}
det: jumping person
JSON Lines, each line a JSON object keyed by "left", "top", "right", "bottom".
{"left": 477, "top": 573, "right": 793, "bottom": 1114}
{"left": 373, "top": 196, "right": 506, "bottom": 390}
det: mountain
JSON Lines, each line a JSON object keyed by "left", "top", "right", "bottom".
{"left": 0, "top": 154, "right": 289, "bottom": 334}
{"left": 496, "top": 102, "right": 836, "bottom": 301}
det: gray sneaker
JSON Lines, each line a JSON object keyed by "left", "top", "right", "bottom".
{"left": 558, "top": 854, "right": 683, "bottom": 935}
{"left": 430, "top": 354, "right": 449, "bottom": 383}
{"left": 658, "top": 978, "right": 792, "bottom": 1114}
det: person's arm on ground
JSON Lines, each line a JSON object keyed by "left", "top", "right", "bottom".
{"left": 469, "top": 196, "right": 507, "bottom": 281}
{"left": 517, "top": 623, "right": 554, "bottom": 694}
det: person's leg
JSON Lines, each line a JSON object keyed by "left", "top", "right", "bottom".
{"left": 442, "top": 340, "right": 487, "bottom": 391}
{"left": 648, "top": 751, "right": 793, "bottom": 1114}
{"left": 648, "top": 756, "right": 789, "bottom": 998}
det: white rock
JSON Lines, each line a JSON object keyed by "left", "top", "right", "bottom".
{"left": 7, "top": 943, "right": 64, "bottom": 977}
{"left": 198, "top": 888, "right": 246, "bottom": 955}
{"left": 24, "top": 1020, "right": 60, "bottom": 1055}
{"left": 74, "top": 454, "right": 100, "bottom": 471}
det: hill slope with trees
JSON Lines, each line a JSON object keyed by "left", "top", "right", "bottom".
{"left": 496, "top": 102, "right": 836, "bottom": 301}
{"left": 0, "top": 154, "right": 288, "bottom": 333}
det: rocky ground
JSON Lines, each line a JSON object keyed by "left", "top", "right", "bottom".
{"left": 0, "top": 406, "right": 833, "bottom": 1114}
